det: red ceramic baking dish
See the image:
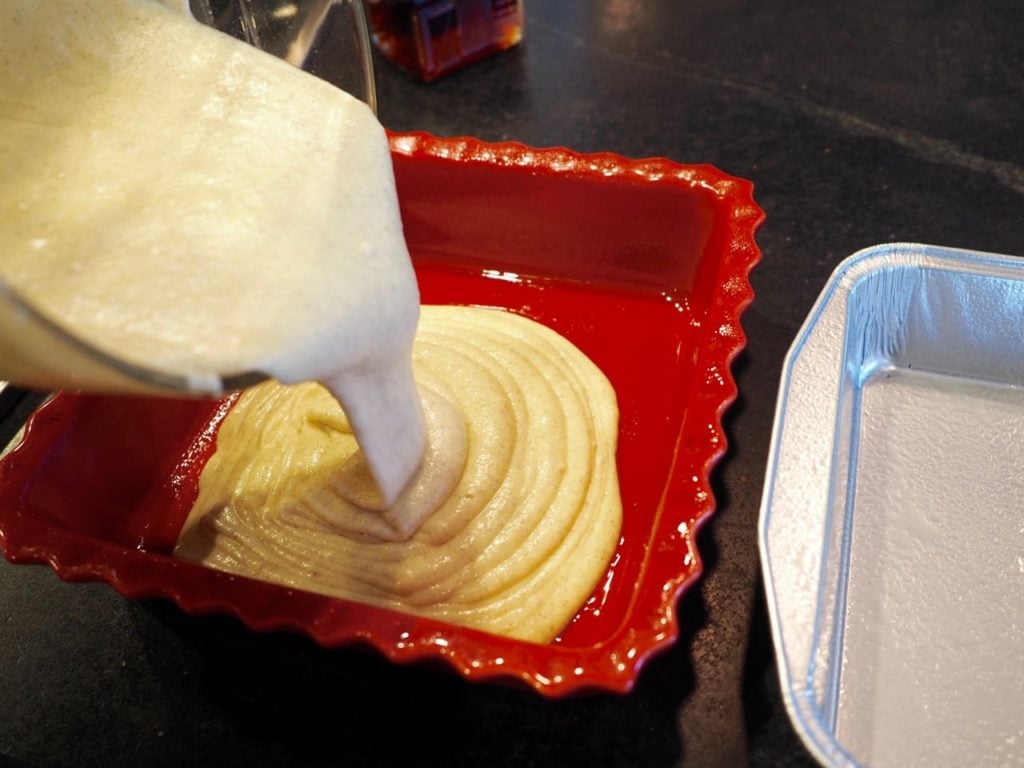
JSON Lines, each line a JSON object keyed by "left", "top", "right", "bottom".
{"left": 0, "top": 132, "right": 762, "bottom": 696}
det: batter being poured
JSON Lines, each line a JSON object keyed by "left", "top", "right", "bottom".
{"left": 0, "top": 0, "right": 623, "bottom": 641}
{"left": 0, "top": 0, "right": 424, "bottom": 506}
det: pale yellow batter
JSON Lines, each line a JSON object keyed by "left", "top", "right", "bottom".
{"left": 176, "top": 306, "right": 622, "bottom": 643}
{"left": 1, "top": 1, "right": 624, "bottom": 640}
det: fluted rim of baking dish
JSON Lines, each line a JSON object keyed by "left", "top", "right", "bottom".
{"left": 0, "top": 133, "right": 763, "bottom": 696}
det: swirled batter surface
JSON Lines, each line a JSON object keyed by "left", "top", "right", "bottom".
{"left": 176, "top": 306, "right": 622, "bottom": 643}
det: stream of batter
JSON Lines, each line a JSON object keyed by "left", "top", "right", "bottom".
{"left": 0, "top": 0, "right": 623, "bottom": 641}
{"left": 0, "top": 0, "right": 423, "bottom": 505}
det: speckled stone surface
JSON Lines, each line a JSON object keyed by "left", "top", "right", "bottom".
{"left": 2, "top": 2, "right": 1022, "bottom": 766}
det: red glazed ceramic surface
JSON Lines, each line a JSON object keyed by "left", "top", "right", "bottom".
{"left": 0, "top": 133, "right": 763, "bottom": 696}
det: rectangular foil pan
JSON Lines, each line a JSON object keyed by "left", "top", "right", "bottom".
{"left": 760, "top": 243, "right": 1024, "bottom": 767}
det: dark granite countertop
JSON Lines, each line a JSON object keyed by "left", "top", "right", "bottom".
{"left": 2, "top": 2, "right": 1022, "bottom": 766}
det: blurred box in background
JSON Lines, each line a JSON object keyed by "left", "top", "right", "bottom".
{"left": 365, "top": 0, "right": 523, "bottom": 81}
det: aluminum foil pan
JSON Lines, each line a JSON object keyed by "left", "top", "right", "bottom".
{"left": 759, "top": 243, "right": 1024, "bottom": 767}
